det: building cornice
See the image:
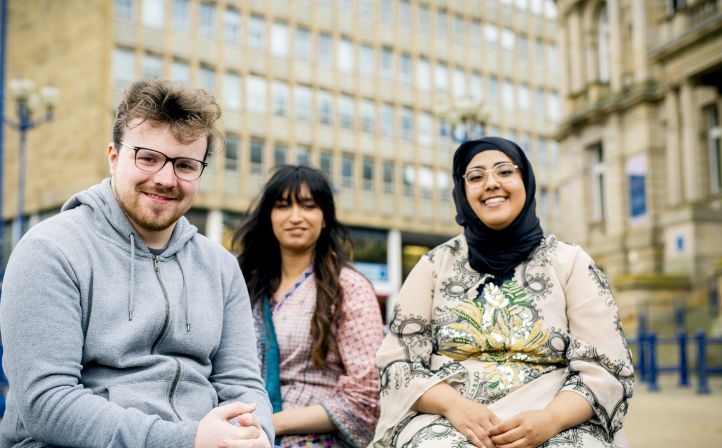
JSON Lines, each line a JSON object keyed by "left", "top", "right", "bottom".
{"left": 649, "top": 11, "right": 722, "bottom": 62}
{"left": 557, "top": 82, "right": 662, "bottom": 139}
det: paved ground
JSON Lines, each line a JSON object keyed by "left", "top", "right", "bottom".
{"left": 625, "top": 375, "right": 722, "bottom": 447}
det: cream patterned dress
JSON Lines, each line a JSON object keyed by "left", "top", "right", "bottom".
{"left": 370, "top": 235, "right": 634, "bottom": 447}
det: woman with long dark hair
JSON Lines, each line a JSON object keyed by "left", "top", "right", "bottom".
{"left": 371, "top": 137, "right": 633, "bottom": 448}
{"left": 234, "top": 165, "right": 384, "bottom": 448}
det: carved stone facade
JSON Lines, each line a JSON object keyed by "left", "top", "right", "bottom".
{"left": 555, "top": 0, "right": 722, "bottom": 333}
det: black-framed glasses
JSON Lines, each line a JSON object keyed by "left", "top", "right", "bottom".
{"left": 118, "top": 142, "right": 207, "bottom": 181}
{"left": 464, "top": 163, "right": 519, "bottom": 189}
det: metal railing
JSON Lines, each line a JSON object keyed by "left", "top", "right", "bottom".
{"left": 629, "top": 330, "right": 722, "bottom": 394}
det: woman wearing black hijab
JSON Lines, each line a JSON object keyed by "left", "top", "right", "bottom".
{"left": 371, "top": 137, "right": 634, "bottom": 448}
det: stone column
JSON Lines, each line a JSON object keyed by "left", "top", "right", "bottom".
{"left": 664, "top": 87, "right": 682, "bottom": 206}
{"left": 205, "top": 209, "right": 224, "bottom": 244}
{"left": 386, "top": 228, "right": 402, "bottom": 322}
{"left": 680, "top": 81, "right": 701, "bottom": 202}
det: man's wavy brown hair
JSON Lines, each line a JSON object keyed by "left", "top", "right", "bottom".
{"left": 113, "top": 79, "right": 223, "bottom": 158}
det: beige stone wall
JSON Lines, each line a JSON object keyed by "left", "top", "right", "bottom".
{"left": 3, "top": 0, "right": 112, "bottom": 220}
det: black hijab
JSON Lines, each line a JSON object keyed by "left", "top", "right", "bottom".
{"left": 452, "top": 137, "right": 544, "bottom": 284}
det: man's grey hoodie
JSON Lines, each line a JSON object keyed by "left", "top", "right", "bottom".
{"left": 0, "top": 178, "right": 273, "bottom": 447}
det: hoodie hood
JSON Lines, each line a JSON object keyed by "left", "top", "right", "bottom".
{"left": 61, "top": 178, "right": 198, "bottom": 329}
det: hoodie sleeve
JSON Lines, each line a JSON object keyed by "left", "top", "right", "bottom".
{"left": 0, "top": 236, "right": 198, "bottom": 448}
{"left": 210, "top": 257, "right": 275, "bottom": 443}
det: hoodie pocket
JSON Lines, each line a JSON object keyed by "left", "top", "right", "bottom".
{"left": 107, "top": 380, "right": 217, "bottom": 421}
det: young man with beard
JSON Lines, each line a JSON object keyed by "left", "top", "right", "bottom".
{"left": 0, "top": 79, "right": 273, "bottom": 448}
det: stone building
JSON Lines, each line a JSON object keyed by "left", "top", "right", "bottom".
{"left": 2, "top": 0, "right": 562, "bottom": 314}
{"left": 555, "top": 0, "right": 722, "bottom": 332}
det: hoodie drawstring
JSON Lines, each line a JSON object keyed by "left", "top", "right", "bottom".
{"left": 176, "top": 256, "right": 191, "bottom": 332}
{"left": 128, "top": 232, "right": 135, "bottom": 321}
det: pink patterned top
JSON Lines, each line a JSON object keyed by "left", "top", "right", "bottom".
{"left": 253, "top": 267, "right": 385, "bottom": 448}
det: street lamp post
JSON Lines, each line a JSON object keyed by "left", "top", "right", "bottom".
{"left": 3, "top": 77, "right": 59, "bottom": 246}
{"left": 438, "top": 96, "right": 489, "bottom": 144}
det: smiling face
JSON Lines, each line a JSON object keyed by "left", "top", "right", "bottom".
{"left": 270, "top": 183, "right": 326, "bottom": 255}
{"left": 108, "top": 119, "right": 207, "bottom": 246}
{"left": 464, "top": 149, "right": 526, "bottom": 230}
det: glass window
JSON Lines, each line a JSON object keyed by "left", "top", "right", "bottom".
{"left": 418, "top": 112, "right": 433, "bottom": 146}
{"left": 337, "top": 38, "right": 354, "bottom": 73}
{"left": 403, "top": 164, "right": 415, "bottom": 196}
{"left": 486, "top": 24, "right": 499, "bottom": 53}
{"left": 417, "top": 57, "right": 430, "bottom": 91}
{"left": 519, "top": 84, "right": 530, "bottom": 112}
{"left": 470, "top": 19, "right": 481, "bottom": 44}
{"left": 531, "top": 0, "right": 543, "bottom": 15}
{"left": 296, "top": 145, "right": 311, "bottom": 165}
{"left": 339, "top": 0, "right": 354, "bottom": 13}
{"left": 363, "top": 158, "right": 375, "bottom": 190}
{"left": 598, "top": 7, "right": 610, "bottom": 83}
{"left": 170, "top": 59, "right": 190, "bottom": 83}
{"left": 249, "top": 15, "right": 265, "bottom": 49}
{"left": 471, "top": 72, "right": 483, "bottom": 101}
{"left": 342, "top": 153, "right": 355, "bottom": 188}
{"left": 295, "top": 85, "right": 312, "bottom": 122}
{"left": 250, "top": 138, "right": 265, "bottom": 174}
{"left": 436, "top": 9, "right": 447, "bottom": 40}
{"left": 435, "top": 62, "right": 448, "bottom": 92}
{"left": 361, "top": 100, "right": 375, "bottom": 133}
{"left": 501, "top": 29, "right": 515, "bottom": 54}
{"left": 545, "top": 0, "right": 558, "bottom": 20}
{"left": 536, "top": 88, "right": 545, "bottom": 116}
{"left": 143, "top": 54, "right": 163, "bottom": 78}
{"left": 453, "top": 68, "right": 466, "bottom": 99}
{"left": 400, "top": 53, "right": 413, "bottom": 84}
{"left": 535, "top": 39, "right": 544, "bottom": 66}
{"left": 272, "top": 81, "right": 289, "bottom": 116}
{"left": 199, "top": 3, "right": 216, "bottom": 39}
{"left": 383, "top": 161, "right": 394, "bottom": 193}
{"left": 318, "top": 33, "right": 333, "bottom": 67}
{"left": 317, "top": 90, "right": 333, "bottom": 125}
{"left": 142, "top": 0, "right": 164, "bottom": 28}
{"left": 296, "top": 26, "right": 312, "bottom": 61}
{"left": 503, "top": 80, "right": 515, "bottom": 110}
{"left": 380, "top": 0, "right": 392, "bottom": 23}
{"left": 518, "top": 35, "right": 529, "bottom": 62}
{"left": 172, "top": 0, "right": 191, "bottom": 32}
{"left": 113, "top": 47, "right": 135, "bottom": 85}
{"left": 360, "top": 44, "right": 375, "bottom": 76}
{"left": 437, "top": 170, "right": 450, "bottom": 202}
{"left": 401, "top": 107, "right": 413, "bottom": 140}
{"left": 224, "top": 135, "right": 240, "bottom": 172}
{"left": 339, "top": 94, "right": 355, "bottom": 130}
{"left": 399, "top": 0, "right": 412, "bottom": 27}
{"left": 380, "top": 47, "right": 393, "bottom": 79}
{"left": 320, "top": 151, "right": 333, "bottom": 179}
{"left": 419, "top": 167, "right": 433, "bottom": 199}
{"left": 223, "top": 7, "right": 241, "bottom": 43}
{"left": 537, "top": 138, "right": 547, "bottom": 165}
{"left": 515, "top": 0, "right": 528, "bottom": 10}
{"left": 548, "top": 91, "right": 561, "bottom": 122}
{"left": 224, "top": 72, "right": 242, "bottom": 111}
{"left": 116, "top": 0, "right": 135, "bottom": 21}
{"left": 198, "top": 65, "right": 215, "bottom": 94}
{"left": 274, "top": 143, "right": 287, "bottom": 166}
{"left": 489, "top": 76, "right": 499, "bottom": 105}
{"left": 271, "top": 22, "right": 289, "bottom": 57}
{"left": 380, "top": 104, "right": 394, "bottom": 137}
{"left": 418, "top": 4, "right": 430, "bottom": 34}
{"left": 247, "top": 75, "right": 267, "bottom": 114}
{"left": 360, "top": 0, "right": 374, "bottom": 18}
{"left": 454, "top": 15, "right": 464, "bottom": 44}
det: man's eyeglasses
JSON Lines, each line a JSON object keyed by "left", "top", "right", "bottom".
{"left": 463, "top": 163, "right": 519, "bottom": 189}
{"left": 118, "top": 142, "right": 207, "bottom": 182}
